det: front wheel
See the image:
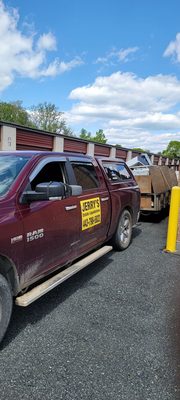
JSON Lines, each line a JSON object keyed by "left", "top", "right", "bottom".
{"left": 112, "top": 209, "right": 133, "bottom": 251}
{"left": 0, "top": 274, "right": 13, "bottom": 344}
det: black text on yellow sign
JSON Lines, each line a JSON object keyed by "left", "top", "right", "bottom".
{"left": 80, "top": 197, "right": 101, "bottom": 231}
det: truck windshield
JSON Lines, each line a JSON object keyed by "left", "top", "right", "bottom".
{"left": 0, "top": 155, "right": 30, "bottom": 196}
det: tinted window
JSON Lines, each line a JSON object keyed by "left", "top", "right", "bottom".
{"left": 71, "top": 162, "right": 99, "bottom": 190}
{"left": 31, "top": 162, "right": 66, "bottom": 190}
{"left": 103, "top": 162, "right": 131, "bottom": 182}
{"left": 0, "top": 155, "right": 30, "bottom": 196}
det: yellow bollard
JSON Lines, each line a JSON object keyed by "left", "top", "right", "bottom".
{"left": 165, "top": 186, "right": 180, "bottom": 252}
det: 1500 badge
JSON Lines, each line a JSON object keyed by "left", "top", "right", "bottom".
{"left": 27, "top": 228, "right": 44, "bottom": 242}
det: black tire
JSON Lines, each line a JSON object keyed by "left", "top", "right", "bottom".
{"left": 112, "top": 209, "right": 133, "bottom": 251}
{"left": 0, "top": 274, "right": 13, "bottom": 344}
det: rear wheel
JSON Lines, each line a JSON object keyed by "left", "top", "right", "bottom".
{"left": 0, "top": 274, "right": 13, "bottom": 344}
{"left": 112, "top": 209, "right": 132, "bottom": 250}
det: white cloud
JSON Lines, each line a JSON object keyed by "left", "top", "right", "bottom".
{"left": 164, "top": 32, "right": 180, "bottom": 62}
{"left": 37, "top": 33, "right": 57, "bottom": 51}
{"left": 0, "top": 1, "right": 83, "bottom": 91}
{"left": 117, "top": 47, "right": 139, "bottom": 62}
{"left": 66, "top": 71, "right": 180, "bottom": 152}
{"left": 95, "top": 47, "right": 139, "bottom": 65}
{"left": 40, "top": 57, "right": 84, "bottom": 77}
{"left": 104, "top": 128, "right": 179, "bottom": 153}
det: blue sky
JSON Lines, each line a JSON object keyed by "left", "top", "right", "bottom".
{"left": 0, "top": 0, "right": 180, "bottom": 152}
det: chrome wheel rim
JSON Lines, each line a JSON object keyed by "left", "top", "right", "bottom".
{"left": 0, "top": 297, "right": 2, "bottom": 323}
{"left": 120, "top": 216, "right": 130, "bottom": 244}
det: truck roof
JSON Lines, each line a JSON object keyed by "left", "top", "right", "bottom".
{"left": 0, "top": 150, "right": 92, "bottom": 159}
{"left": 0, "top": 151, "right": 124, "bottom": 162}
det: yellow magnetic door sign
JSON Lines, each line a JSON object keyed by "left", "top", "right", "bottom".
{"left": 80, "top": 197, "right": 101, "bottom": 231}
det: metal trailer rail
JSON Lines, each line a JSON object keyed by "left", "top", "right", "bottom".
{"left": 139, "top": 189, "right": 171, "bottom": 212}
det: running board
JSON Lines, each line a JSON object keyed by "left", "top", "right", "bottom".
{"left": 15, "top": 245, "right": 113, "bottom": 307}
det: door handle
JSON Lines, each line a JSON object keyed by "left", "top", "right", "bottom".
{"left": 65, "top": 205, "right": 77, "bottom": 211}
{"left": 101, "top": 197, "right": 109, "bottom": 202}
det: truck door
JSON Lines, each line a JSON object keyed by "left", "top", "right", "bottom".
{"left": 19, "top": 157, "right": 79, "bottom": 286}
{"left": 70, "top": 158, "right": 111, "bottom": 255}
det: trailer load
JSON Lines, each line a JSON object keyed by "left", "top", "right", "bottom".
{"left": 127, "top": 154, "right": 178, "bottom": 213}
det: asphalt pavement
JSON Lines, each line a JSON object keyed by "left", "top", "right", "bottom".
{"left": 0, "top": 216, "right": 180, "bottom": 400}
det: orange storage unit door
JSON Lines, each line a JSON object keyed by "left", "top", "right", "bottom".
{"left": 116, "top": 148, "right": 127, "bottom": 160}
{"left": 94, "top": 144, "right": 110, "bottom": 157}
{"left": 64, "top": 138, "right": 87, "bottom": 153}
{"left": 154, "top": 155, "right": 159, "bottom": 165}
{"left": 132, "top": 151, "right": 140, "bottom": 159}
{"left": 16, "top": 129, "right": 53, "bottom": 151}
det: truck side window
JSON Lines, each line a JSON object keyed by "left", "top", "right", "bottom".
{"left": 0, "top": 155, "right": 30, "bottom": 196}
{"left": 103, "top": 163, "right": 131, "bottom": 182}
{"left": 71, "top": 162, "right": 99, "bottom": 190}
{"left": 31, "top": 162, "right": 66, "bottom": 190}
{"left": 116, "top": 164, "right": 131, "bottom": 180}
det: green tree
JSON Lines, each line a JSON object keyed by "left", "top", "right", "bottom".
{"left": 57, "top": 119, "right": 74, "bottom": 136}
{"left": 93, "top": 129, "right": 107, "bottom": 144}
{"left": 79, "top": 128, "right": 107, "bottom": 144}
{"left": 79, "top": 128, "right": 92, "bottom": 140}
{"left": 0, "top": 101, "right": 33, "bottom": 127}
{"left": 162, "top": 141, "right": 180, "bottom": 158}
{"left": 132, "top": 147, "right": 149, "bottom": 153}
{"left": 30, "top": 102, "right": 73, "bottom": 135}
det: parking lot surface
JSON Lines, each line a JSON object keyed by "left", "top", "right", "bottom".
{"left": 0, "top": 217, "right": 180, "bottom": 400}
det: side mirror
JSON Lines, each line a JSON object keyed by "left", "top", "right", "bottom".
{"left": 21, "top": 182, "right": 66, "bottom": 203}
{"left": 36, "top": 182, "right": 66, "bottom": 198}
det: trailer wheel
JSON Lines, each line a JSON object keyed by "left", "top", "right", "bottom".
{"left": 112, "top": 209, "right": 132, "bottom": 251}
{"left": 0, "top": 274, "right": 13, "bottom": 344}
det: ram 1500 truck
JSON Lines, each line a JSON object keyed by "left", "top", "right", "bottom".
{"left": 0, "top": 151, "right": 140, "bottom": 343}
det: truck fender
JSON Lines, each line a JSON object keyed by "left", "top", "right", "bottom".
{"left": 0, "top": 255, "right": 20, "bottom": 296}
{"left": 115, "top": 206, "right": 133, "bottom": 230}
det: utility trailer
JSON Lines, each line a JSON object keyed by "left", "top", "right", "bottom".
{"left": 129, "top": 162, "right": 178, "bottom": 214}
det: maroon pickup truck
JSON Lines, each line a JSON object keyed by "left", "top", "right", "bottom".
{"left": 0, "top": 151, "right": 140, "bottom": 343}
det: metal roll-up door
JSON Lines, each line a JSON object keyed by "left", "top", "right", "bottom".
{"left": 64, "top": 138, "right": 87, "bottom": 153}
{"left": 16, "top": 129, "right": 53, "bottom": 151}
{"left": 94, "top": 144, "right": 110, "bottom": 157}
{"left": 154, "top": 156, "right": 159, "bottom": 165}
{"left": 116, "top": 148, "right": 127, "bottom": 160}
